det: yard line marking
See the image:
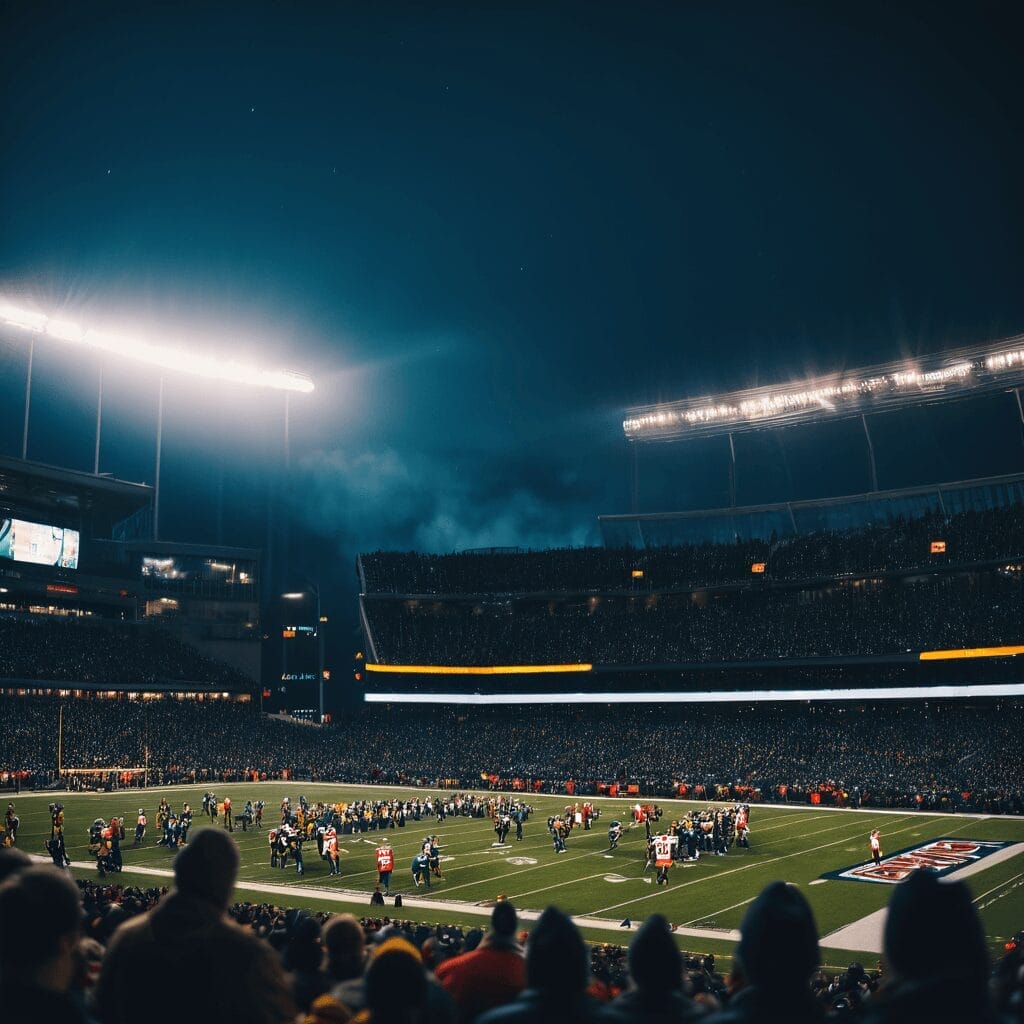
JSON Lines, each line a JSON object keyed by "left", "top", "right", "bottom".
{"left": 972, "top": 870, "right": 1024, "bottom": 906}
{"left": 508, "top": 872, "right": 615, "bottom": 902}
{"left": 679, "top": 894, "right": 758, "bottom": 927}
{"left": 590, "top": 815, "right": 927, "bottom": 916}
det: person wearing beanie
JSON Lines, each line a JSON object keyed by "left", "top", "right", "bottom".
{"left": 610, "top": 914, "right": 700, "bottom": 1023}
{"left": 860, "top": 871, "right": 1002, "bottom": 1024}
{"left": 95, "top": 828, "right": 296, "bottom": 1024}
{"left": 355, "top": 937, "right": 429, "bottom": 1024}
{"left": 434, "top": 901, "right": 526, "bottom": 1023}
{"left": 333, "top": 933, "right": 456, "bottom": 1024}
{"left": 705, "top": 881, "right": 823, "bottom": 1023}
{"left": 477, "top": 906, "right": 617, "bottom": 1024}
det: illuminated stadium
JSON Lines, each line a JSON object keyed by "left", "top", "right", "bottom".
{"left": 2, "top": 335, "right": 1022, "bottom": 994}
{"left": 3, "top": 10, "right": 1024, "bottom": 1019}
{"left": 355, "top": 346, "right": 1024, "bottom": 705}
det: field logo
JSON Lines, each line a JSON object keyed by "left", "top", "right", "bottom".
{"left": 827, "top": 838, "right": 1014, "bottom": 885}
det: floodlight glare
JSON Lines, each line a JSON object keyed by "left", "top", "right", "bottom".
{"left": 0, "top": 302, "right": 47, "bottom": 332}
{"left": 625, "top": 334, "right": 1024, "bottom": 442}
{"left": 46, "top": 319, "right": 84, "bottom": 342}
{"left": 0, "top": 300, "right": 314, "bottom": 393}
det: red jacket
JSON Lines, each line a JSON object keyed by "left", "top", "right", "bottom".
{"left": 435, "top": 940, "right": 526, "bottom": 1023}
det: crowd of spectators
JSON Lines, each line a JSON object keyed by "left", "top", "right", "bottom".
{"left": 366, "top": 570, "right": 1023, "bottom": 665}
{"left": 360, "top": 504, "right": 1024, "bottom": 595}
{"left": 1, "top": 832, "right": 1021, "bottom": 1022}
{"left": 2, "top": 696, "right": 1021, "bottom": 813}
{"left": 0, "top": 614, "right": 250, "bottom": 689}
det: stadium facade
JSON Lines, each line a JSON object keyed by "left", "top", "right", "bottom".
{"left": 0, "top": 455, "right": 261, "bottom": 699}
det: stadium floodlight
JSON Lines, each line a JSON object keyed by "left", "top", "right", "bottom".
{"left": 2, "top": 297, "right": 316, "bottom": 543}
{"left": 0, "top": 301, "right": 314, "bottom": 393}
{"left": 624, "top": 334, "right": 1024, "bottom": 443}
{"left": 0, "top": 302, "right": 47, "bottom": 332}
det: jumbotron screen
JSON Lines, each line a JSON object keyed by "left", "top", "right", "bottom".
{"left": 0, "top": 517, "right": 80, "bottom": 569}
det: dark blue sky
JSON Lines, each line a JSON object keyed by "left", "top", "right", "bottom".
{"left": 2, "top": 1, "right": 1024, "bottom": 592}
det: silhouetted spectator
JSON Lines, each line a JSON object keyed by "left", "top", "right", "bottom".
{"left": 334, "top": 933, "right": 456, "bottom": 1024}
{"left": 0, "top": 866, "right": 89, "bottom": 1023}
{"left": 435, "top": 901, "right": 526, "bottom": 1023}
{"left": 324, "top": 914, "right": 367, "bottom": 984}
{"left": 94, "top": 828, "right": 296, "bottom": 1024}
{"left": 706, "top": 881, "right": 823, "bottom": 1023}
{"left": 861, "top": 871, "right": 1001, "bottom": 1024}
{"left": 610, "top": 914, "right": 700, "bottom": 1023}
{"left": 286, "top": 914, "right": 332, "bottom": 1012}
{"left": 477, "top": 906, "right": 618, "bottom": 1024}
{"left": 0, "top": 845, "right": 31, "bottom": 884}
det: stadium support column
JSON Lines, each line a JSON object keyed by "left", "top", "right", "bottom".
{"left": 21, "top": 337, "right": 33, "bottom": 460}
{"left": 94, "top": 361, "right": 103, "bottom": 475}
{"left": 728, "top": 432, "right": 737, "bottom": 508}
{"left": 283, "top": 392, "right": 291, "bottom": 582}
{"left": 861, "top": 414, "right": 879, "bottom": 493}
{"left": 631, "top": 444, "right": 639, "bottom": 514}
{"left": 154, "top": 373, "right": 164, "bottom": 541}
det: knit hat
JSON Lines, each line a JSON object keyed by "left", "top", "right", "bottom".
{"left": 884, "top": 870, "right": 988, "bottom": 985}
{"left": 629, "top": 914, "right": 682, "bottom": 992}
{"left": 526, "top": 906, "right": 588, "bottom": 993}
{"left": 736, "top": 882, "right": 820, "bottom": 989}
{"left": 365, "top": 937, "right": 426, "bottom": 1017}
{"left": 173, "top": 827, "right": 239, "bottom": 906}
{"left": 491, "top": 900, "right": 518, "bottom": 937}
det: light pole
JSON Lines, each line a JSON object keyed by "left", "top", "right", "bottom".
{"left": 154, "top": 373, "right": 164, "bottom": 540}
{"left": 1, "top": 301, "right": 313, "bottom": 540}
{"left": 22, "top": 337, "right": 34, "bottom": 460}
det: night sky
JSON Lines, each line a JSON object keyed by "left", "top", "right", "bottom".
{"left": 2, "top": 2, "right": 1024, "bottom": 636}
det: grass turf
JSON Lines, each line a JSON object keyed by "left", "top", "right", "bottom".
{"left": 7, "top": 782, "right": 1023, "bottom": 969}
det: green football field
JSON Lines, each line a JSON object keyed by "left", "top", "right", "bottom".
{"left": 8, "top": 782, "right": 1024, "bottom": 971}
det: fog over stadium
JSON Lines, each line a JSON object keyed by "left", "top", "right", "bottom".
{"left": 3, "top": 4, "right": 1024, "bottom": 571}
{"left": 2, "top": 6, "right": 1024, "bottom": 1019}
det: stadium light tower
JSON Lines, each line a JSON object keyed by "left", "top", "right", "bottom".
{"left": 0, "top": 300, "right": 314, "bottom": 540}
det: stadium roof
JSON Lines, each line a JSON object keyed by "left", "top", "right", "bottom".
{"left": 119, "top": 538, "right": 260, "bottom": 560}
{"left": 599, "top": 471, "right": 1024, "bottom": 548}
{"left": 623, "top": 335, "right": 1024, "bottom": 442}
{"left": 0, "top": 455, "right": 152, "bottom": 524}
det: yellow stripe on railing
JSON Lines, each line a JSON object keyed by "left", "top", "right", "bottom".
{"left": 365, "top": 662, "right": 592, "bottom": 675}
{"left": 919, "top": 645, "right": 1024, "bottom": 661}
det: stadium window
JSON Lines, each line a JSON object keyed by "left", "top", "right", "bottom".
{"left": 930, "top": 540, "right": 947, "bottom": 553}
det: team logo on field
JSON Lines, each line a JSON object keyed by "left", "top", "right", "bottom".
{"left": 826, "top": 838, "right": 1015, "bottom": 885}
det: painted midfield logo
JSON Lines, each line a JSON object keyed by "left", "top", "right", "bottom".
{"left": 827, "top": 839, "right": 1014, "bottom": 885}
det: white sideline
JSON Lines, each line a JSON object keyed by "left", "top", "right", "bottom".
{"left": 26, "top": 854, "right": 740, "bottom": 944}
{"left": 21, "top": 780, "right": 1019, "bottom": 821}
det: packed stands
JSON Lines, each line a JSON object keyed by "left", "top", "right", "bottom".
{"left": 2, "top": 696, "right": 1021, "bottom": 813}
{"left": 360, "top": 503, "right": 1024, "bottom": 596}
{"left": 1, "top": 847, "right": 1021, "bottom": 1022}
{"left": 364, "top": 569, "right": 1023, "bottom": 666}
{"left": 0, "top": 614, "right": 251, "bottom": 689}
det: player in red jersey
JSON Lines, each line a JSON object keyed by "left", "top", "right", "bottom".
{"left": 376, "top": 842, "right": 394, "bottom": 895}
